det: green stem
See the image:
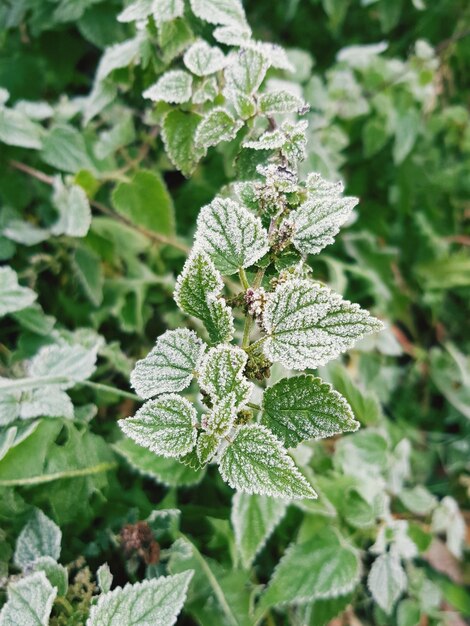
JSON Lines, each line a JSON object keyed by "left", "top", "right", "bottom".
{"left": 0, "top": 462, "right": 117, "bottom": 486}
{"left": 54, "top": 596, "right": 74, "bottom": 616}
{"left": 242, "top": 315, "right": 253, "bottom": 349}
{"left": 239, "top": 267, "right": 250, "bottom": 290}
{"left": 246, "top": 336, "right": 268, "bottom": 353}
{"left": 0, "top": 375, "right": 69, "bottom": 392}
{"left": 80, "top": 380, "right": 141, "bottom": 401}
{"left": 247, "top": 402, "right": 261, "bottom": 411}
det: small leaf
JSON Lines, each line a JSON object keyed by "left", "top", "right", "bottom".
{"left": 41, "top": 125, "right": 95, "bottom": 173}
{"left": 193, "top": 76, "right": 219, "bottom": 104}
{"left": 219, "top": 424, "right": 317, "bottom": 499}
{"left": 194, "top": 197, "right": 269, "bottom": 275}
{"left": 32, "top": 556, "right": 68, "bottom": 597}
{"left": 174, "top": 250, "right": 234, "bottom": 344}
{"left": 199, "top": 345, "right": 252, "bottom": 408}
{"left": 131, "top": 329, "right": 205, "bottom": 400}
{"left": 0, "top": 571, "right": 56, "bottom": 626}
{"left": 203, "top": 395, "right": 237, "bottom": 437}
{"left": 119, "top": 394, "right": 198, "bottom": 458}
{"left": 225, "top": 48, "right": 269, "bottom": 94}
{"left": 86, "top": 571, "right": 193, "bottom": 626}
{"left": 196, "top": 431, "right": 219, "bottom": 464}
{"left": 263, "top": 279, "right": 384, "bottom": 370}
{"left": 259, "top": 90, "right": 306, "bottom": 115}
{"left": 0, "top": 267, "right": 36, "bottom": 317}
{"left": 153, "top": 0, "right": 184, "bottom": 25}
{"left": 184, "top": 40, "right": 226, "bottom": 76}
{"left": 195, "top": 108, "right": 242, "bottom": 148}
{"left": 97, "top": 563, "right": 113, "bottom": 594}
{"left": 189, "top": 0, "right": 247, "bottom": 28}
{"left": 117, "top": 0, "right": 154, "bottom": 23}
{"left": 143, "top": 69, "right": 193, "bottom": 103}
{"left": 232, "top": 492, "right": 287, "bottom": 568}
{"left": 0, "top": 106, "right": 43, "bottom": 149}
{"left": 262, "top": 375, "right": 359, "bottom": 448}
{"left": 162, "top": 110, "right": 204, "bottom": 177}
{"left": 50, "top": 177, "right": 92, "bottom": 237}
{"left": 261, "top": 528, "right": 360, "bottom": 608}
{"left": 14, "top": 508, "right": 61, "bottom": 570}
{"left": 28, "top": 343, "right": 98, "bottom": 389}
{"left": 368, "top": 551, "right": 407, "bottom": 614}
{"left": 243, "top": 128, "right": 285, "bottom": 150}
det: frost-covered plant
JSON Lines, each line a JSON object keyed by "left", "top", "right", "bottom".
{"left": 118, "top": 0, "right": 384, "bottom": 499}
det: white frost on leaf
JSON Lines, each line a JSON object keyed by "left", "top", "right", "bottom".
{"left": 213, "top": 25, "right": 252, "bottom": 46}
{"left": 194, "top": 197, "right": 269, "bottom": 275}
{"left": 225, "top": 48, "right": 269, "bottom": 95}
{"left": 27, "top": 343, "right": 98, "bottom": 389}
{"left": 243, "top": 128, "right": 285, "bottom": 151}
{"left": 119, "top": 394, "right": 198, "bottom": 458}
{"left": 184, "top": 40, "right": 227, "bottom": 76}
{"left": 199, "top": 344, "right": 253, "bottom": 409}
{"left": 189, "top": 0, "right": 247, "bottom": 28}
{"left": 218, "top": 424, "right": 317, "bottom": 499}
{"left": 263, "top": 279, "right": 384, "bottom": 370}
{"left": 203, "top": 394, "right": 237, "bottom": 437}
{"left": 143, "top": 70, "right": 193, "bottom": 104}
{"left": 195, "top": 108, "right": 242, "bottom": 148}
{"left": 130, "top": 329, "right": 205, "bottom": 399}
{"left": 153, "top": 0, "right": 184, "bottom": 25}
{"left": 432, "top": 496, "right": 466, "bottom": 558}
{"left": 368, "top": 551, "right": 407, "bottom": 614}
{"left": 196, "top": 431, "right": 219, "bottom": 465}
{"left": 117, "top": 0, "right": 153, "bottom": 23}
{"left": 174, "top": 249, "right": 234, "bottom": 344}
{"left": 14, "top": 508, "right": 62, "bottom": 570}
{"left": 0, "top": 571, "right": 57, "bottom": 626}
{"left": 0, "top": 266, "right": 36, "bottom": 317}
{"left": 86, "top": 571, "right": 193, "bottom": 626}
{"left": 259, "top": 90, "right": 306, "bottom": 115}
{"left": 192, "top": 77, "right": 218, "bottom": 104}
{"left": 51, "top": 177, "right": 92, "bottom": 238}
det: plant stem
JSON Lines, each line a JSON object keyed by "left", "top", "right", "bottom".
{"left": 247, "top": 402, "right": 261, "bottom": 411}
{"left": 54, "top": 596, "right": 74, "bottom": 616}
{"left": 242, "top": 315, "right": 253, "bottom": 349}
{"left": 80, "top": 380, "right": 141, "bottom": 401}
{"left": 0, "top": 462, "right": 117, "bottom": 487}
{"left": 239, "top": 267, "right": 250, "bottom": 290}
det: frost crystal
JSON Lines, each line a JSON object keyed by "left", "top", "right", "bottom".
{"left": 199, "top": 344, "right": 253, "bottom": 409}
{"left": 130, "top": 329, "right": 205, "bottom": 399}
{"left": 143, "top": 70, "right": 193, "bottom": 104}
{"left": 174, "top": 249, "right": 234, "bottom": 344}
{"left": 194, "top": 197, "right": 269, "bottom": 275}
{"left": 119, "top": 394, "right": 198, "bottom": 458}
{"left": 219, "top": 424, "right": 317, "bottom": 499}
{"left": 263, "top": 279, "right": 384, "bottom": 370}
{"left": 195, "top": 109, "right": 242, "bottom": 148}
{"left": 184, "top": 40, "right": 226, "bottom": 76}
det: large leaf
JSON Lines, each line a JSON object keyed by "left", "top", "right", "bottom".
{"left": 14, "top": 508, "right": 62, "bottom": 569}
{"left": 162, "top": 110, "right": 204, "bottom": 177}
{"left": 0, "top": 267, "right": 36, "bottom": 317}
{"left": 130, "top": 329, "right": 205, "bottom": 399}
{"left": 0, "top": 106, "right": 43, "bottom": 149}
{"left": 263, "top": 279, "right": 383, "bottom": 369}
{"left": 219, "top": 424, "right": 317, "bottom": 499}
{"left": 232, "top": 492, "right": 287, "bottom": 568}
{"left": 119, "top": 394, "right": 198, "bottom": 458}
{"left": 184, "top": 40, "right": 226, "bottom": 76}
{"left": 86, "top": 571, "right": 193, "bottom": 626}
{"left": 0, "top": 572, "right": 56, "bottom": 626}
{"left": 367, "top": 551, "right": 407, "bottom": 614}
{"left": 199, "top": 345, "right": 252, "bottom": 408}
{"left": 174, "top": 250, "right": 234, "bottom": 344}
{"left": 189, "top": 0, "right": 247, "bottom": 28}
{"left": 261, "top": 375, "right": 358, "bottom": 448}
{"left": 225, "top": 48, "right": 269, "bottom": 94}
{"left": 194, "top": 197, "right": 269, "bottom": 275}
{"left": 260, "top": 528, "right": 360, "bottom": 608}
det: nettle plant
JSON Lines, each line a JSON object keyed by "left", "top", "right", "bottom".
{"left": 118, "top": 0, "right": 384, "bottom": 499}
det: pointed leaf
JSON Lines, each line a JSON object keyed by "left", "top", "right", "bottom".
{"left": 195, "top": 108, "right": 242, "bottom": 148}
{"left": 259, "top": 90, "right": 306, "bottom": 115}
{"left": 143, "top": 70, "right": 193, "bottom": 104}
{"left": 184, "top": 40, "right": 226, "bottom": 76}
{"left": 225, "top": 48, "right": 269, "bottom": 94}
{"left": 189, "top": 0, "right": 247, "bottom": 28}
{"left": 263, "top": 279, "right": 384, "bottom": 370}
{"left": 14, "top": 508, "right": 62, "bottom": 569}
{"left": 162, "top": 110, "right": 204, "bottom": 177}
{"left": 153, "top": 0, "right": 184, "bottom": 25}
{"left": 368, "top": 551, "right": 407, "bottom": 614}
{"left": 119, "top": 394, "right": 198, "bottom": 458}
{"left": 203, "top": 394, "right": 237, "bottom": 437}
{"left": 219, "top": 424, "right": 317, "bottom": 499}
{"left": 0, "top": 572, "right": 56, "bottom": 626}
{"left": 131, "top": 329, "right": 205, "bottom": 399}
{"left": 196, "top": 431, "right": 220, "bottom": 464}
{"left": 51, "top": 178, "right": 92, "bottom": 238}
{"left": 0, "top": 267, "right": 36, "bottom": 317}
{"left": 199, "top": 345, "right": 252, "bottom": 408}
{"left": 174, "top": 250, "right": 234, "bottom": 343}
{"left": 262, "top": 375, "right": 359, "bottom": 448}
{"left": 194, "top": 197, "right": 269, "bottom": 275}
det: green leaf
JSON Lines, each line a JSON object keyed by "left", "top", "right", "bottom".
{"left": 262, "top": 375, "right": 359, "bottom": 448}
{"left": 117, "top": 0, "right": 154, "bottom": 23}
{"left": 219, "top": 424, "right": 317, "bottom": 499}
{"left": 28, "top": 343, "right": 98, "bottom": 389}
{"left": 174, "top": 250, "right": 234, "bottom": 344}
{"left": 143, "top": 69, "right": 193, "bottom": 103}
{"left": 0, "top": 106, "right": 43, "bottom": 149}
{"left": 368, "top": 551, "right": 407, "bottom": 614}
{"left": 196, "top": 431, "right": 220, "bottom": 464}
{"left": 260, "top": 528, "right": 360, "bottom": 608}
{"left": 95, "top": 36, "right": 142, "bottom": 81}
{"left": 194, "top": 197, "right": 269, "bottom": 274}
{"left": 162, "top": 110, "right": 204, "bottom": 177}
{"left": 119, "top": 394, "right": 198, "bottom": 458}
{"left": 399, "top": 486, "right": 437, "bottom": 516}
{"left": 32, "top": 556, "right": 68, "bottom": 597}
{"left": 153, "top": 0, "right": 185, "bottom": 25}
{"left": 231, "top": 492, "right": 287, "bottom": 568}
{"left": 51, "top": 178, "right": 92, "bottom": 238}
{"left": 199, "top": 345, "right": 252, "bottom": 408}
{"left": 14, "top": 508, "right": 61, "bottom": 569}
{"left": 263, "top": 279, "right": 384, "bottom": 370}
{"left": 114, "top": 437, "right": 204, "bottom": 486}
{"left": 189, "top": 0, "right": 247, "bottom": 28}
{"left": 72, "top": 246, "right": 104, "bottom": 306}
{"left": 86, "top": 571, "right": 193, "bottom": 626}
{"left": 96, "top": 563, "right": 113, "bottom": 594}
{"left": 0, "top": 572, "right": 56, "bottom": 626}
{"left": 131, "top": 329, "right": 205, "bottom": 399}
{"left": 184, "top": 40, "right": 226, "bottom": 76}
{"left": 195, "top": 108, "right": 242, "bottom": 148}
{"left": 288, "top": 174, "right": 359, "bottom": 255}
{"left": 225, "top": 48, "right": 269, "bottom": 94}
{"left": 0, "top": 266, "right": 36, "bottom": 317}
{"left": 41, "top": 125, "right": 95, "bottom": 173}
{"left": 203, "top": 395, "right": 237, "bottom": 437}
{"left": 259, "top": 90, "right": 305, "bottom": 115}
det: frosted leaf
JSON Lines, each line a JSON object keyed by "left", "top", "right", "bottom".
{"left": 153, "top": 0, "right": 184, "bottom": 25}
{"left": 192, "top": 77, "right": 218, "bottom": 104}
{"left": 117, "top": 0, "right": 153, "bottom": 22}
{"left": 262, "top": 375, "right": 359, "bottom": 448}
{"left": 195, "top": 108, "right": 242, "bottom": 148}
{"left": 194, "top": 197, "right": 269, "bottom": 275}
{"left": 143, "top": 70, "right": 192, "bottom": 104}
{"left": 399, "top": 485, "right": 437, "bottom": 516}
{"left": 32, "top": 556, "right": 68, "bottom": 597}
{"left": 86, "top": 571, "right": 193, "bottom": 626}
{"left": 184, "top": 40, "right": 226, "bottom": 76}
{"left": 28, "top": 343, "right": 97, "bottom": 389}
{"left": 259, "top": 90, "right": 306, "bottom": 115}
{"left": 288, "top": 182, "right": 358, "bottom": 256}
{"left": 0, "top": 267, "right": 36, "bottom": 317}
{"left": 213, "top": 25, "right": 252, "bottom": 46}
{"left": 370, "top": 519, "right": 417, "bottom": 560}
{"left": 224, "top": 88, "right": 257, "bottom": 119}
{"left": 254, "top": 43, "right": 293, "bottom": 71}
{"left": 119, "top": 394, "right": 198, "bottom": 458}
{"left": 97, "top": 563, "right": 113, "bottom": 594}
{"left": 280, "top": 120, "right": 308, "bottom": 163}
{"left": 130, "top": 329, "right": 205, "bottom": 399}
{"left": 199, "top": 345, "right": 253, "bottom": 409}
{"left": 51, "top": 177, "right": 91, "bottom": 238}
{"left": 368, "top": 551, "right": 406, "bottom": 614}
{"left": 432, "top": 496, "right": 465, "bottom": 558}
{"left": 263, "top": 279, "right": 384, "bottom": 370}
{"left": 225, "top": 48, "right": 269, "bottom": 95}
{"left": 218, "top": 424, "right": 317, "bottom": 499}
{"left": 96, "top": 36, "right": 142, "bottom": 82}
{"left": 260, "top": 528, "right": 360, "bottom": 607}
{"left": 14, "top": 508, "right": 61, "bottom": 570}
{"left": 243, "top": 128, "right": 285, "bottom": 150}
{"left": 232, "top": 493, "right": 287, "bottom": 569}
{"left": 174, "top": 249, "right": 234, "bottom": 344}
{"left": 196, "top": 431, "right": 219, "bottom": 464}
{"left": 0, "top": 572, "right": 56, "bottom": 626}
{"left": 189, "top": 0, "right": 247, "bottom": 28}
{"left": 19, "top": 387, "right": 74, "bottom": 420}
{"left": 203, "top": 394, "right": 237, "bottom": 437}
{"left": 0, "top": 105, "right": 43, "bottom": 150}
{"left": 162, "top": 110, "right": 204, "bottom": 178}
